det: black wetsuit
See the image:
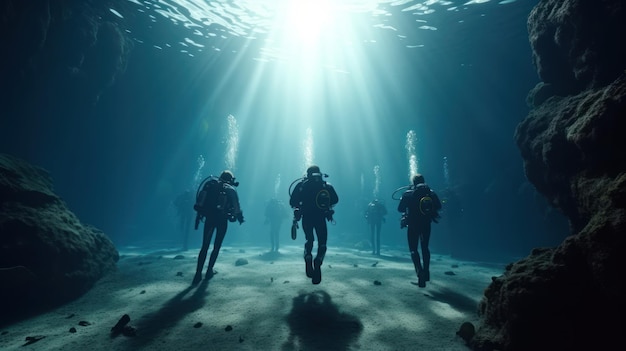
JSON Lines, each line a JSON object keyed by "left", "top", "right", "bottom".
{"left": 397, "top": 183, "right": 441, "bottom": 285}
{"left": 265, "top": 199, "right": 287, "bottom": 252}
{"left": 290, "top": 176, "right": 338, "bottom": 268}
{"left": 365, "top": 201, "right": 387, "bottom": 255}
{"left": 195, "top": 183, "right": 242, "bottom": 280}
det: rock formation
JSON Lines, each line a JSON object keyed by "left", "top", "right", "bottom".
{"left": 0, "top": 154, "right": 119, "bottom": 325}
{"left": 471, "top": 0, "right": 626, "bottom": 349}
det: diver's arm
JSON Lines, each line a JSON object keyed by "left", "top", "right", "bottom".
{"left": 397, "top": 195, "right": 407, "bottom": 213}
{"left": 289, "top": 183, "right": 302, "bottom": 208}
{"left": 226, "top": 186, "right": 244, "bottom": 223}
{"left": 329, "top": 184, "right": 339, "bottom": 206}
{"left": 432, "top": 191, "right": 442, "bottom": 211}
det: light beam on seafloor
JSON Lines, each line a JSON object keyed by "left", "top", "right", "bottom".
{"left": 406, "top": 130, "right": 418, "bottom": 183}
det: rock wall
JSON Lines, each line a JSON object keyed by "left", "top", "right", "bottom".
{"left": 0, "top": 154, "right": 119, "bottom": 325}
{"left": 0, "top": 0, "right": 132, "bottom": 107}
{"left": 471, "top": 0, "right": 626, "bottom": 350}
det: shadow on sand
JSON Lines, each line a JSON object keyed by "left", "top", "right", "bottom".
{"left": 123, "top": 280, "right": 210, "bottom": 349}
{"left": 426, "top": 286, "right": 480, "bottom": 314}
{"left": 283, "top": 290, "right": 363, "bottom": 351}
{"left": 257, "top": 250, "right": 284, "bottom": 261}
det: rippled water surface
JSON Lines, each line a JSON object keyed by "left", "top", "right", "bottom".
{"left": 114, "top": 0, "right": 530, "bottom": 66}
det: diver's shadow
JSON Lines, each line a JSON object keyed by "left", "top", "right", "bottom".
{"left": 283, "top": 290, "right": 363, "bottom": 351}
{"left": 426, "top": 287, "right": 479, "bottom": 314}
{"left": 258, "top": 250, "right": 283, "bottom": 261}
{"left": 127, "top": 280, "right": 210, "bottom": 348}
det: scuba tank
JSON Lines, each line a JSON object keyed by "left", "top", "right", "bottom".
{"left": 392, "top": 184, "right": 413, "bottom": 230}
{"left": 193, "top": 175, "right": 227, "bottom": 229}
{"left": 194, "top": 176, "right": 215, "bottom": 213}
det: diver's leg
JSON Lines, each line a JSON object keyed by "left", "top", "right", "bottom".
{"left": 370, "top": 223, "right": 375, "bottom": 254}
{"left": 376, "top": 222, "right": 381, "bottom": 255}
{"left": 421, "top": 226, "right": 432, "bottom": 282}
{"left": 302, "top": 217, "right": 315, "bottom": 278}
{"left": 408, "top": 227, "right": 425, "bottom": 287}
{"left": 275, "top": 223, "right": 281, "bottom": 252}
{"left": 269, "top": 222, "right": 275, "bottom": 251}
{"left": 207, "top": 220, "right": 228, "bottom": 279}
{"left": 194, "top": 222, "right": 215, "bottom": 284}
{"left": 312, "top": 218, "right": 328, "bottom": 285}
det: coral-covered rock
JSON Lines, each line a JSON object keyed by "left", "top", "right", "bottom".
{"left": 0, "top": 153, "right": 118, "bottom": 324}
{"left": 471, "top": 0, "right": 626, "bottom": 349}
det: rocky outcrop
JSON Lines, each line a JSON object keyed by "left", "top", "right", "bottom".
{"left": 471, "top": 0, "right": 626, "bottom": 350}
{"left": 526, "top": 0, "right": 626, "bottom": 103}
{"left": 0, "top": 154, "right": 119, "bottom": 325}
{"left": 0, "top": 0, "right": 132, "bottom": 106}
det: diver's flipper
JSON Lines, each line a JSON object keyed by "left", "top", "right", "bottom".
{"left": 304, "top": 254, "right": 313, "bottom": 278}
{"left": 312, "top": 259, "right": 322, "bottom": 284}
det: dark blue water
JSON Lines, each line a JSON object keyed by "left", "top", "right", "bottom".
{"left": 1, "top": 0, "right": 568, "bottom": 261}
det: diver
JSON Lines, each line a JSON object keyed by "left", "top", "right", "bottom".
{"left": 397, "top": 174, "right": 441, "bottom": 288}
{"left": 192, "top": 170, "right": 244, "bottom": 285}
{"left": 365, "top": 199, "right": 387, "bottom": 255}
{"left": 173, "top": 188, "right": 194, "bottom": 251}
{"left": 289, "top": 165, "right": 339, "bottom": 285}
{"left": 264, "top": 197, "right": 288, "bottom": 252}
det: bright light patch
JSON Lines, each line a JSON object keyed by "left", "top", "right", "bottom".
{"left": 419, "top": 25, "right": 438, "bottom": 31}
{"left": 464, "top": 0, "right": 491, "bottom": 4}
{"left": 109, "top": 8, "right": 124, "bottom": 18}
{"left": 282, "top": 0, "right": 335, "bottom": 45}
{"left": 429, "top": 301, "right": 466, "bottom": 319}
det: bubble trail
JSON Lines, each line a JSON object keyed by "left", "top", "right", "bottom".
{"left": 193, "top": 154, "right": 206, "bottom": 188}
{"left": 274, "top": 173, "right": 281, "bottom": 198}
{"left": 443, "top": 156, "right": 450, "bottom": 188}
{"left": 225, "top": 114, "right": 239, "bottom": 171}
{"left": 360, "top": 173, "right": 365, "bottom": 195}
{"left": 373, "top": 165, "right": 381, "bottom": 199}
{"left": 303, "top": 127, "right": 314, "bottom": 172}
{"left": 406, "top": 130, "right": 418, "bottom": 183}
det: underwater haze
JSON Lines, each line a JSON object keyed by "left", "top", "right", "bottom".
{"left": 1, "top": 0, "right": 568, "bottom": 261}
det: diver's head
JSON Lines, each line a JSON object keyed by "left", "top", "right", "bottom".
{"left": 306, "top": 165, "right": 321, "bottom": 178}
{"left": 220, "top": 170, "right": 239, "bottom": 186}
{"left": 412, "top": 173, "right": 425, "bottom": 185}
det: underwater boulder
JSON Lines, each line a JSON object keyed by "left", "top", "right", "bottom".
{"left": 0, "top": 153, "right": 119, "bottom": 325}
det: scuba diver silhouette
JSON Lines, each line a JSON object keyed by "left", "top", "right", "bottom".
{"left": 365, "top": 199, "right": 387, "bottom": 255}
{"left": 192, "top": 170, "right": 244, "bottom": 285}
{"left": 395, "top": 173, "right": 441, "bottom": 288}
{"left": 265, "top": 198, "right": 288, "bottom": 252}
{"left": 289, "top": 165, "right": 338, "bottom": 285}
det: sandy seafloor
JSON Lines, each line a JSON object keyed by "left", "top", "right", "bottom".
{"left": 0, "top": 244, "right": 508, "bottom": 351}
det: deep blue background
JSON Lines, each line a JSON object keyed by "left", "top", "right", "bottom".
{"left": 0, "top": 0, "right": 568, "bottom": 260}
